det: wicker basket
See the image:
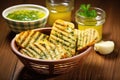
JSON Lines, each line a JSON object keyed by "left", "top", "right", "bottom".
{"left": 11, "top": 27, "right": 92, "bottom": 74}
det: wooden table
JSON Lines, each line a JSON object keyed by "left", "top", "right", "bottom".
{"left": 0, "top": 0, "right": 120, "bottom": 80}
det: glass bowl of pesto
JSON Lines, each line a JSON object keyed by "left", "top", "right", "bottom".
{"left": 2, "top": 4, "right": 49, "bottom": 33}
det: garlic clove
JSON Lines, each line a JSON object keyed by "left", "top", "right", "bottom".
{"left": 94, "top": 41, "right": 115, "bottom": 54}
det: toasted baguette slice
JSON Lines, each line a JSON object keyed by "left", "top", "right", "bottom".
{"left": 15, "top": 30, "right": 49, "bottom": 48}
{"left": 49, "top": 19, "right": 77, "bottom": 57}
{"left": 20, "top": 40, "right": 67, "bottom": 60}
{"left": 77, "top": 28, "right": 99, "bottom": 51}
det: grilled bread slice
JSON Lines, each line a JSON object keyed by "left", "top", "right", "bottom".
{"left": 49, "top": 19, "right": 77, "bottom": 57}
{"left": 20, "top": 40, "right": 67, "bottom": 60}
{"left": 77, "top": 28, "right": 99, "bottom": 51}
{"left": 15, "top": 30, "right": 49, "bottom": 48}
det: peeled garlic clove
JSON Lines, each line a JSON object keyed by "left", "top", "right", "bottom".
{"left": 94, "top": 41, "right": 115, "bottom": 54}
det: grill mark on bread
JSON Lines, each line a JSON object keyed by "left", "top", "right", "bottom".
{"left": 33, "top": 43, "right": 47, "bottom": 59}
{"left": 28, "top": 44, "right": 45, "bottom": 59}
{"left": 54, "top": 23, "right": 74, "bottom": 34}
{"left": 55, "top": 19, "right": 74, "bottom": 29}
{"left": 50, "top": 34, "right": 70, "bottom": 47}
{"left": 79, "top": 31, "right": 84, "bottom": 49}
{"left": 35, "top": 34, "right": 49, "bottom": 43}
{"left": 34, "top": 43, "right": 52, "bottom": 60}
{"left": 16, "top": 31, "right": 29, "bottom": 46}
{"left": 15, "top": 32, "right": 24, "bottom": 44}
{"left": 89, "top": 29, "right": 93, "bottom": 42}
{"left": 27, "top": 46, "right": 41, "bottom": 59}
{"left": 52, "top": 31, "right": 73, "bottom": 45}
{"left": 21, "top": 30, "right": 35, "bottom": 47}
{"left": 45, "top": 41, "right": 68, "bottom": 59}
{"left": 87, "top": 30, "right": 91, "bottom": 44}
{"left": 22, "top": 47, "right": 40, "bottom": 58}
{"left": 52, "top": 26, "right": 70, "bottom": 37}
{"left": 52, "top": 28, "right": 75, "bottom": 42}
{"left": 44, "top": 42, "right": 55, "bottom": 59}
{"left": 42, "top": 43, "right": 54, "bottom": 59}
{"left": 20, "top": 49, "right": 34, "bottom": 57}
{"left": 50, "top": 35, "right": 75, "bottom": 55}
{"left": 29, "top": 31, "right": 40, "bottom": 43}
{"left": 50, "top": 35, "right": 72, "bottom": 57}
{"left": 15, "top": 30, "right": 49, "bottom": 48}
{"left": 49, "top": 19, "right": 76, "bottom": 57}
{"left": 77, "top": 28, "right": 99, "bottom": 51}
{"left": 46, "top": 40, "right": 60, "bottom": 59}
{"left": 28, "top": 40, "right": 68, "bottom": 60}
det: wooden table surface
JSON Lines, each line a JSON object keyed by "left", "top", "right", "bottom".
{"left": 0, "top": 0, "right": 120, "bottom": 80}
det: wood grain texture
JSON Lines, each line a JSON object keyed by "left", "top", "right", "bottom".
{"left": 0, "top": 0, "right": 120, "bottom": 80}
{"left": 0, "top": 0, "right": 24, "bottom": 80}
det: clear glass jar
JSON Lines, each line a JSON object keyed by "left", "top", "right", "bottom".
{"left": 75, "top": 7, "right": 106, "bottom": 41}
{"left": 46, "top": 0, "right": 74, "bottom": 26}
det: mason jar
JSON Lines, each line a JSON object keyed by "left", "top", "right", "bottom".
{"left": 46, "top": 0, "right": 74, "bottom": 26}
{"left": 75, "top": 7, "right": 106, "bottom": 41}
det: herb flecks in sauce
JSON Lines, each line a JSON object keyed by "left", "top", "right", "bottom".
{"left": 7, "top": 10, "right": 45, "bottom": 21}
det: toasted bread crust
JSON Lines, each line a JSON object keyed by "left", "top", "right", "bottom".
{"left": 20, "top": 40, "right": 67, "bottom": 60}
{"left": 49, "top": 19, "right": 77, "bottom": 57}
{"left": 15, "top": 30, "right": 49, "bottom": 48}
{"left": 77, "top": 28, "right": 99, "bottom": 51}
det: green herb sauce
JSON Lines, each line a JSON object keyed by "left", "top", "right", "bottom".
{"left": 7, "top": 10, "right": 45, "bottom": 21}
